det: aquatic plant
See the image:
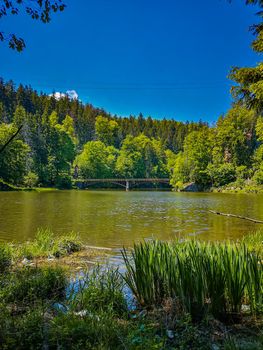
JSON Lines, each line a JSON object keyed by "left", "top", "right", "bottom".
{"left": 241, "top": 229, "right": 263, "bottom": 255}
{"left": 122, "top": 239, "right": 263, "bottom": 322}
{"left": 15, "top": 228, "right": 82, "bottom": 260}
{"left": 70, "top": 266, "right": 128, "bottom": 317}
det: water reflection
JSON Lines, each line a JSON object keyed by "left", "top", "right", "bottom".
{"left": 0, "top": 191, "right": 262, "bottom": 247}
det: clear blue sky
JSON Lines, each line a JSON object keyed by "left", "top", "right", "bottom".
{"left": 0, "top": 0, "right": 261, "bottom": 122}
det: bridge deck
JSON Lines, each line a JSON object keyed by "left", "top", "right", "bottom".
{"left": 75, "top": 178, "right": 170, "bottom": 182}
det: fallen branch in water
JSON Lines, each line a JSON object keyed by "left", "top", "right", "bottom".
{"left": 208, "top": 210, "right": 263, "bottom": 224}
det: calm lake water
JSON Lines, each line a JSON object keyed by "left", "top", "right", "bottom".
{"left": 0, "top": 190, "right": 262, "bottom": 247}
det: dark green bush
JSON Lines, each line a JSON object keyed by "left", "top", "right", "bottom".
{"left": 1, "top": 266, "right": 67, "bottom": 304}
{"left": 49, "top": 312, "right": 126, "bottom": 350}
{"left": 55, "top": 174, "right": 72, "bottom": 189}
{"left": 71, "top": 267, "right": 128, "bottom": 317}
{"left": 0, "top": 245, "right": 12, "bottom": 273}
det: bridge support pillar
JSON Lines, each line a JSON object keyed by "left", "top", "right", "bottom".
{"left": 126, "top": 180, "right": 129, "bottom": 191}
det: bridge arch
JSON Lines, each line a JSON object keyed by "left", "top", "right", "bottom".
{"left": 74, "top": 178, "right": 170, "bottom": 191}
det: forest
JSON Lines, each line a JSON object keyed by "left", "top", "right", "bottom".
{"left": 0, "top": 63, "right": 262, "bottom": 192}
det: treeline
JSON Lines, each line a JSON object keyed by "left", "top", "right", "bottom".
{"left": 0, "top": 79, "right": 207, "bottom": 187}
{"left": 0, "top": 72, "right": 262, "bottom": 190}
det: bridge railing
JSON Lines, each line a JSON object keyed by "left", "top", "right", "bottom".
{"left": 74, "top": 178, "right": 170, "bottom": 182}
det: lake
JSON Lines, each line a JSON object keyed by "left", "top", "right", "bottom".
{"left": 0, "top": 190, "right": 262, "bottom": 247}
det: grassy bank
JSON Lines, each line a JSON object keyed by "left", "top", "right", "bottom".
{"left": 1, "top": 228, "right": 109, "bottom": 271}
{"left": 211, "top": 181, "right": 263, "bottom": 194}
{"left": 0, "top": 231, "right": 262, "bottom": 349}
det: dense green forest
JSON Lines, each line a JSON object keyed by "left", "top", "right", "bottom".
{"left": 0, "top": 79, "right": 208, "bottom": 188}
{"left": 0, "top": 67, "right": 262, "bottom": 191}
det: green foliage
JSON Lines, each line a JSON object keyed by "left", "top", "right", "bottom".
{"left": 241, "top": 229, "right": 263, "bottom": 255}
{"left": 75, "top": 140, "right": 119, "bottom": 178}
{"left": 0, "top": 305, "right": 46, "bottom": 350}
{"left": 212, "top": 106, "right": 256, "bottom": 167}
{"left": 169, "top": 128, "right": 212, "bottom": 187}
{"left": 122, "top": 237, "right": 263, "bottom": 322}
{"left": 116, "top": 134, "right": 168, "bottom": 178}
{"left": 0, "top": 123, "right": 30, "bottom": 184}
{"left": 23, "top": 171, "right": 39, "bottom": 188}
{"left": 95, "top": 115, "right": 119, "bottom": 146}
{"left": 16, "top": 228, "right": 82, "bottom": 260}
{"left": 0, "top": 245, "right": 12, "bottom": 273}
{"left": 229, "top": 63, "right": 263, "bottom": 112}
{"left": 253, "top": 166, "right": 263, "bottom": 184}
{"left": 1, "top": 77, "right": 263, "bottom": 190}
{"left": 207, "top": 163, "right": 236, "bottom": 187}
{"left": 55, "top": 173, "right": 72, "bottom": 189}
{"left": 49, "top": 311, "right": 127, "bottom": 350}
{"left": 71, "top": 267, "right": 128, "bottom": 317}
{"left": 0, "top": 247, "right": 261, "bottom": 349}
{"left": 0, "top": 266, "right": 67, "bottom": 304}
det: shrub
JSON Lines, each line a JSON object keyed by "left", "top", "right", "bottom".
{"left": 49, "top": 312, "right": 126, "bottom": 350}
{"left": 55, "top": 174, "right": 72, "bottom": 189}
{"left": 23, "top": 172, "right": 39, "bottom": 188}
{"left": 253, "top": 168, "right": 263, "bottom": 185}
{"left": 0, "top": 245, "right": 12, "bottom": 273}
{"left": 1, "top": 266, "right": 67, "bottom": 304}
{"left": 16, "top": 228, "right": 82, "bottom": 259}
{"left": 207, "top": 163, "right": 236, "bottom": 187}
{"left": 71, "top": 267, "right": 128, "bottom": 317}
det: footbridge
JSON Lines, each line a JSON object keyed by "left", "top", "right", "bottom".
{"left": 74, "top": 178, "right": 170, "bottom": 191}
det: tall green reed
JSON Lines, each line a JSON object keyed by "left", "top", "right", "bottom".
{"left": 122, "top": 238, "right": 263, "bottom": 322}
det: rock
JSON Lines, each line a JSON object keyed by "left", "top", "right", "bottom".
{"left": 21, "top": 258, "right": 33, "bottom": 265}
{"left": 211, "top": 344, "right": 220, "bottom": 350}
{"left": 52, "top": 303, "right": 68, "bottom": 314}
{"left": 138, "top": 310, "right": 147, "bottom": 318}
{"left": 181, "top": 182, "right": 200, "bottom": 192}
{"left": 166, "top": 330, "right": 174, "bottom": 339}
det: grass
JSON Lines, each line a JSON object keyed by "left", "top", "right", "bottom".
{"left": 0, "top": 265, "right": 67, "bottom": 305}
{"left": 70, "top": 266, "right": 128, "bottom": 317}
{"left": 241, "top": 229, "right": 263, "bottom": 255}
{"left": 0, "top": 244, "right": 12, "bottom": 272}
{"left": 13, "top": 228, "right": 83, "bottom": 260}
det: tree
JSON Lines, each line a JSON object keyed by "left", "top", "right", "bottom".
{"left": 169, "top": 129, "right": 212, "bottom": 188}
{"left": 212, "top": 106, "right": 256, "bottom": 167}
{"left": 116, "top": 134, "right": 168, "bottom": 178}
{"left": 206, "top": 163, "right": 236, "bottom": 187}
{"left": 0, "top": 0, "right": 66, "bottom": 51}
{"left": 75, "top": 141, "right": 119, "bottom": 179}
{"left": 45, "top": 112, "right": 75, "bottom": 185}
{"left": 169, "top": 152, "right": 190, "bottom": 189}
{"left": 95, "top": 116, "right": 119, "bottom": 146}
{"left": 252, "top": 115, "right": 263, "bottom": 184}
{"left": 229, "top": 64, "right": 263, "bottom": 113}
{"left": 0, "top": 123, "right": 30, "bottom": 184}
{"left": 228, "top": 1, "right": 263, "bottom": 111}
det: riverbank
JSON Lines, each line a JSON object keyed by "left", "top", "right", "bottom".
{"left": 0, "top": 230, "right": 262, "bottom": 349}
{"left": 2, "top": 176, "right": 263, "bottom": 194}
{"left": 3, "top": 228, "right": 111, "bottom": 271}
{"left": 212, "top": 183, "right": 263, "bottom": 194}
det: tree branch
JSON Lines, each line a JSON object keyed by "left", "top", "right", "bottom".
{"left": 209, "top": 210, "right": 263, "bottom": 224}
{"left": 0, "top": 125, "right": 23, "bottom": 154}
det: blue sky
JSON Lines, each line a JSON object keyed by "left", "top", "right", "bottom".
{"left": 0, "top": 0, "right": 261, "bottom": 122}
